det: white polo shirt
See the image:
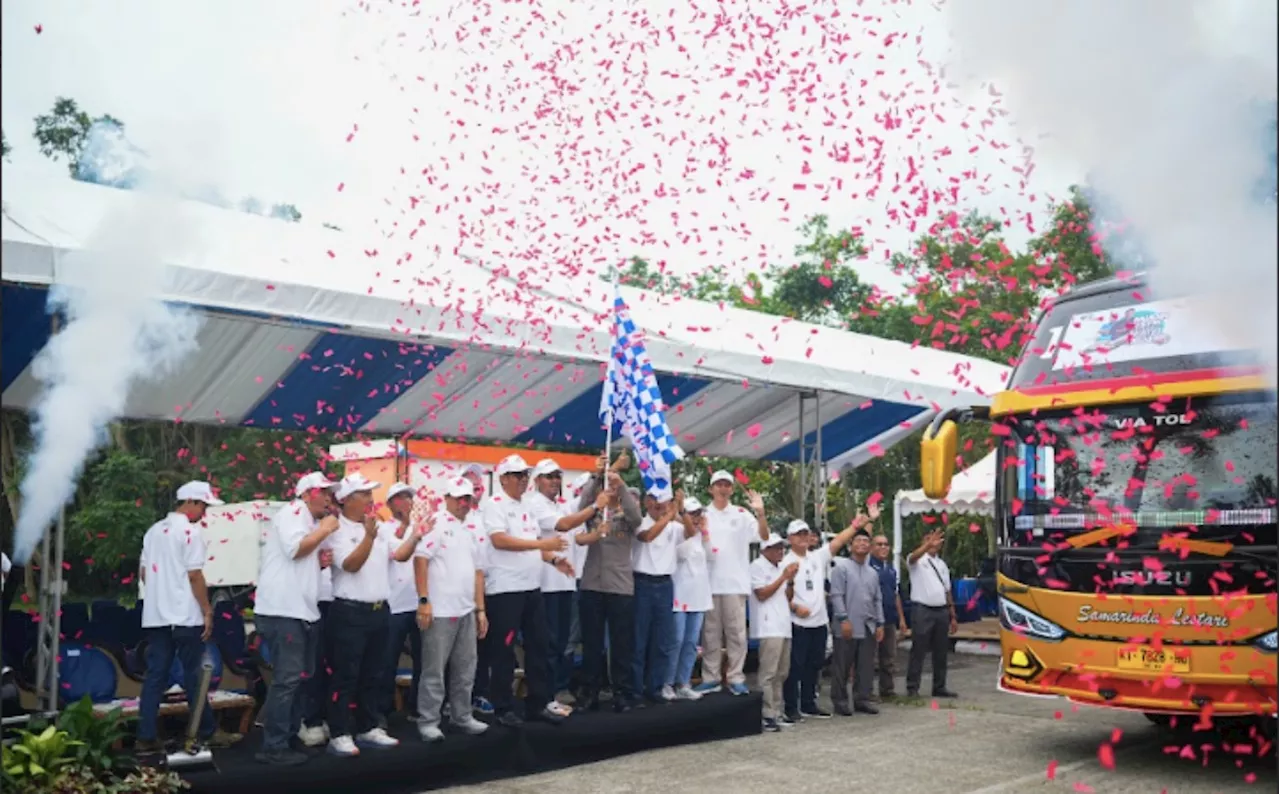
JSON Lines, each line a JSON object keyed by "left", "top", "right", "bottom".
{"left": 528, "top": 492, "right": 579, "bottom": 594}
{"left": 256, "top": 501, "right": 323, "bottom": 623}
{"left": 415, "top": 510, "right": 480, "bottom": 619}
{"left": 748, "top": 556, "right": 791, "bottom": 639}
{"left": 318, "top": 566, "right": 334, "bottom": 603}
{"left": 783, "top": 545, "right": 832, "bottom": 629}
{"left": 673, "top": 535, "right": 712, "bottom": 613}
{"left": 909, "top": 553, "right": 951, "bottom": 608}
{"left": 632, "top": 515, "right": 681, "bottom": 576}
{"left": 382, "top": 520, "right": 418, "bottom": 614}
{"left": 327, "top": 515, "right": 392, "bottom": 604}
{"left": 139, "top": 513, "right": 207, "bottom": 629}
{"left": 480, "top": 492, "right": 543, "bottom": 595}
{"left": 703, "top": 503, "right": 761, "bottom": 596}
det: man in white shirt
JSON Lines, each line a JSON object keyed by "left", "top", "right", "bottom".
{"left": 413, "top": 477, "right": 491, "bottom": 742}
{"left": 137, "top": 481, "right": 241, "bottom": 752}
{"left": 781, "top": 515, "right": 870, "bottom": 722}
{"left": 694, "top": 470, "right": 768, "bottom": 696}
{"left": 458, "top": 464, "right": 496, "bottom": 716}
{"left": 632, "top": 486, "right": 696, "bottom": 703}
{"left": 906, "top": 529, "right": 958, "bottom": 699}
{"left": 377, "top": 483, "right": 425, "bottom": 726}
{"left": 255, "top": 472, "right": 341, "bottom": 766}
{"left": 481, "top": 454, "right": 572, "bottom": 727}
{"left": 666, "top": 497, "right": 711, "bottom": 700}
{"left": 528, "top": 458, "right": 602, "bottom": 708}
{"left": 748, "top": 535, "right": 796, "bottom": 732}
{"left": 322, "top": 474, "right": 423, "bottom": 757}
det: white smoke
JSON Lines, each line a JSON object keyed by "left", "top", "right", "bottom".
{"left": 12, "top": 123, "right": 203, "bottom": 563}
{"left": 943, "top": 0, "right": 1279, "bottom": 382}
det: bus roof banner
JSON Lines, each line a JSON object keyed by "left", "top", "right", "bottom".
{"left": 1053, "top": 296, "right": 1248, "bottom": 372}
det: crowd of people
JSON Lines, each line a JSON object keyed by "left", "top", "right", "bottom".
{"left": 134, "top": 451, "right": 960, "bottom": 767}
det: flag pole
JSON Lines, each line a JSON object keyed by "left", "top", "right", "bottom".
{"left": 603, "top": 262, "right": 618, "bottom": 486}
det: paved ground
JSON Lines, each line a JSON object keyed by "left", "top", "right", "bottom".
{"left": 442, "top": 649, "right": 1275, "bottom": 794}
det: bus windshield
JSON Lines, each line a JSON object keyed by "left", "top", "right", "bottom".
{"left": 1000, "top": 395, "right": 1278, "bottom": 548}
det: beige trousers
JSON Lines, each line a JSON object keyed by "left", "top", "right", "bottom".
{"left": 701, "top": 594, "right": 748, "bottom": 686}
{"left": 756, "top": 637, "right": 791, "bottom": 719}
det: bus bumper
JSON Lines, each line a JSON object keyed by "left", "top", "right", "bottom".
{"left": 998, "top": 635, "right": 1279, "bottom": 716}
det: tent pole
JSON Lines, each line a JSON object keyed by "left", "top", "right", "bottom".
{"left": 892, "top": 498, "right": 903, "bottom": 578}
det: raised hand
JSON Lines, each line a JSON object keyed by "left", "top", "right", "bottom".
{"left": 747, "top": 490, "right": 765, "bottom": 514}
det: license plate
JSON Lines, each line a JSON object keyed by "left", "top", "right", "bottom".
{"left": 1117, "top": 648, "right": 1191, "bottom": 673}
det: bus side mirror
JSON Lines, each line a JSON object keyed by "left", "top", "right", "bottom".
{"left": 920, "top": 418, "right": 958, "bottom": 500}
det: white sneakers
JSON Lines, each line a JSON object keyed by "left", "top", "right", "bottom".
{"left": 546, "top": 700, "right": 573, "bottom": 717}
{"left": 356, "top": 727, "right": 400, "bottom": 749}
{"left": 419, "top": 725, "right": 445, "bottom": 743}
{"left": 327, "top": 736, "right": 360, "bottom": 757}
{"left": 675, "top": 685, "right": 703, "bottom": 701}
{"left": 298, "top": 724, "right": 329, "bottom": 747}
{"left": 659, "top": 685, "right": 677, "bottom": 702}
{"left": 452, "top": 717, "right": 489, "bottom": 735}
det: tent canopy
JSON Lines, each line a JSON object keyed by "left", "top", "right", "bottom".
{"left": 1, "top": 170, "right": 1009, "bottom": 464}
{"left": 895, "top": 451, "right": 998, "bottom": 517}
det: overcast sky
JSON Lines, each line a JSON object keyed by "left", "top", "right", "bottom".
{"left": 2, "top": 0, "right": 1088, "bottom": 294}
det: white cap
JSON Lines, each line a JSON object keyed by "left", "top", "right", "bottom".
{"left": 761, "top": 534, "right": 787, "bottom": 551}
{"left": 444, "top": 477, "right": 474, "bottom": 498}
{"left": 532, "top": 458, "right": 562, "bottom": 478}
{"left": 786, "top": 519, "right": 812, "bottom": 536}
{"left": 709, "top": 470, "right": 734, "bottom": 486}
{"left": 646, "top": 484, "right": 673, "bottom": 502}
{"left": 386, "top": 482, "right": 415, "bottom": 502}
{"left": 295, "top": 472, "right": 337, "bottom": 497}
{"left": 335, "top": 473, "right": 378, "bottom": 502}
{"left": 495, "top": 454, "right": 532, "bottom": 477}
{"left": 175, "top": 481, "right": 224, "bottom": 506}
{"left": 683, "top": 496, "right": 704, "bottom": 513}
{"left": 460, "top": 463, "right": 485, "bottom": 478}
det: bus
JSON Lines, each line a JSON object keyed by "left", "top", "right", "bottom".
{"left": 918, "top": 274, "right": 1277, "bottom": 735}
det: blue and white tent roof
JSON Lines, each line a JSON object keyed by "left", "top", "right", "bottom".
{"left": 0, "top": 170, "right": 1009, "bottom": 466}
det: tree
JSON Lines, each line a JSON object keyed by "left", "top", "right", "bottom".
{"left": 269, "top": 203, "right": 302, "bottom": 223}
{"left": 2, "top": 130, "right": 10, "bottom": 160}
{"left": 32, "top": 97, "right": 125, "bottom": 177}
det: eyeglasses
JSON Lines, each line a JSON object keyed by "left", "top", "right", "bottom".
{"left": 873, "top": 541, "right": 889, "bottom": 546}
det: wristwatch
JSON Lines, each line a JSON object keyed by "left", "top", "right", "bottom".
{"left": 418, "top": 596, "right": 430, "bottom": 606}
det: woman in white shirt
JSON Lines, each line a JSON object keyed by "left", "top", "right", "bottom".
{"left": 667, "top": 497, "right": 712, "bottom": 700}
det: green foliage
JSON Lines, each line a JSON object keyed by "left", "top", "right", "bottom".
{"left": 32, "top": 98, "right": 123, "bottom": 177}
{"left": 57, "top": 697, "right": 134, "bottom": 776}
{"left": 2, "top": 724, "right": 83, "bottom": 790}
{"left": 67, "top": 450, "right": 163, "bottom": 595}
{"left": 2, "top": 129, "right": 10, "bottom": 160}
{"left": 269, "top": 203, "right": 302, "bottom": 223}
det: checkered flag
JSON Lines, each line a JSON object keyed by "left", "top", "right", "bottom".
{"left": 599, "top": 287, "right": 685, "bottom": 493}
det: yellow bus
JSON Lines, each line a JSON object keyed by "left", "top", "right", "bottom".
{"left": 919, "top": 274, "right": 1277, "bottom": 735}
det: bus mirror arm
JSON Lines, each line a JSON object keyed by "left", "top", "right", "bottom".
{"left": 926, "top": 405, "right": 989, "bottom": 438}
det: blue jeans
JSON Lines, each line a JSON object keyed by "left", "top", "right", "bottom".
{"left": 257, "top": 615, "right": 319, "bottom": 753}
{"left": 632, "top": 574, "right": 677, "bottom": 699}
{"left": 138, "top": 626, "right": 216, "bottom": 742}
{"left": 381, "top": 611, "right": 421, "bottom": 720}
{"left": 543, "top": 591, "right": 574, "bottom": 695}
{"left": 667, "top": 611, "right": 704, "bottom": 687}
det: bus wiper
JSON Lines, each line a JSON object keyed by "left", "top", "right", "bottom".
{"left": 1039, "top": 524, "right": 1135, "bottom": 567}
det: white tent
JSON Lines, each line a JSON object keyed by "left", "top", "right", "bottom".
{"left": 1, "top": 168, "right": 1009, "bottom": 467}
{"left": 891, "top": 451, "right": 997, "bottom": 572}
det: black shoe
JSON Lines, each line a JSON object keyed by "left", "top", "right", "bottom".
{"left": 880, "top": 690, "right": 897, "bottom": 700}
{"left": 800, "top": 706, "right": 832, "bottom": 719}
{"left": 905, "top": 689, "right": 920, "bottom": 698}
{"left": 833, "top": 705, "right": 853, "bottom": 717}
{"left": 613, "top": 698, "right": 633, "bottom": 714}
{"left": 497, "top": 711, "right": 524, "bottom": 728}
{"left": 578, "top": 691, "right": 601, "bottom": 712}
{"left": 781, "top": 711, "right": 804, "bottom": 725}
{"left": 762, "top": 718, "right": 781, "bottom": 733}
{"left": 932, "top": 689, "right": 958, "bottom": 699}
{"left": 853, "top": 702, "right": 880, "bottom": 715}
{"left": 255, "top": 749, "right": 309, "bottom": 766}
{"left": 533, "top": 707, "right": 565, "bottom": 725}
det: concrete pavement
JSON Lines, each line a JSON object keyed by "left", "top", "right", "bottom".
{"left": 440, "top": 649, "right": 1275, "bottom": 794}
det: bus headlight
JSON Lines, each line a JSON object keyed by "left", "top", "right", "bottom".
{"left": 999, "top": 597, "right": 1066, "bottom": 642}
{"left": 1255, "top": 631, "right": 1278, "bottom": 653}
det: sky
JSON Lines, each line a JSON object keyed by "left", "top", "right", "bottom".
{"left": 1, "top": 0, "right": 1087, "bottom": 295}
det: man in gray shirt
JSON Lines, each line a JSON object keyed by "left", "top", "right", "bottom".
{"left": 576, "top": 467, "right": 643, "bottom": 712}
{"left": 829, "top": 529, "right": 884, "bottom": 716}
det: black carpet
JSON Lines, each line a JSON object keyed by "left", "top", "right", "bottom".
{"left": 183, "top": 693, "right": 762, "bottom": 794}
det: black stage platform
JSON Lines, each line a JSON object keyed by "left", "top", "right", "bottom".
{"left": 184, "top": 692, "right": 763, "bottom": 794}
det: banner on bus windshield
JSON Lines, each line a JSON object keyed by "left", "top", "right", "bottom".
{"left": 1052, "top": 296, "right": 1243, "bottom": 371}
